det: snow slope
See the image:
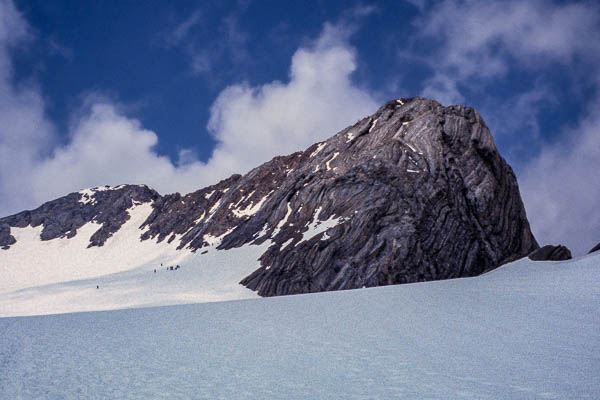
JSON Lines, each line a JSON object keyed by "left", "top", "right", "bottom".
{"left": 0, "top": 202, "right": 270, "bottom": 317}
{"left": 0, "top": 197, "right": 355, "bottom": 317}
{"left": 1, "top": 253, "right": 598, "bottom": 398}
{"left": 0, "top": 202, "right": 181, "bottom": 293}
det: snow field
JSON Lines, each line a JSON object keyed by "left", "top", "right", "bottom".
{"left": 0, "top": 202, "right": 181, "bottom": 294}
{"left": 1, "top": 252, "right": 598, "bottom": 399}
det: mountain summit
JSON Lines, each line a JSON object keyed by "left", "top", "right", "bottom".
{"left": 0, "top": 97, "right": 538, "bottom": 310}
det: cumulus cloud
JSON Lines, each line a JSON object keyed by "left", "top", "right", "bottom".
{"left": 0, "top": 0, "right": 57, "bottom": 213}
{"left": 31, "top": 103, "right": 208, "bottom": 201}
{"left": 205, "top": 22, "right": 379, "bottom": 176}
{"left": 0, "top": 1, "right": 378, "bottom": 217}
{"left": 414, "top": 0, "right": 600, "bottom": 254}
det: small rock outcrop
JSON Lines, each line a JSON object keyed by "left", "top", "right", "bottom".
{"left": 528, "top": 245, "right": 572, "bottom": 261}
{"left": 588, "top": 242, "right": 600, "bottom": 254}
{"left": 0, "top": 223, "right": 16, "bottom": 249}
{"left": 0, "top": 97, "right": 539, "bottom": 297}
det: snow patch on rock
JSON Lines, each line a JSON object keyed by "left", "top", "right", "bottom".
{"left": 232, "top": 192, "right": 272, "bottom": 218}
{"left": 326, "top": 152, "right": 339, "bottom": 171}
{"left": 300, "top": 207, "right": 343, "bottom": 243}
{"left": 310, "top": 142, "right": 326, "bottom": 158}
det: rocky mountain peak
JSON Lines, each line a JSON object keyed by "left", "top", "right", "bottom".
{"left": 226, "top": 97, "right": 538, "bottom": 295}
{"left": 1, "top": 97, "right": 539, "bottom": 297}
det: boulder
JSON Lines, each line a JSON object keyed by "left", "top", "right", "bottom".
{"left": 528, "top": 245, "right": 572, "bottom": 261}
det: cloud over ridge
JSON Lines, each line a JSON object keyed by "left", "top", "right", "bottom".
{"left": 0, "top": 3, "right": 377, "bottom": 217}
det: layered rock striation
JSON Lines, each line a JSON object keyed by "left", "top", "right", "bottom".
{"left": 233, "top": 98, "right": 539, "bottom": 294}
{"left": 0, "top": 97, "right": 539, "bottom": 295}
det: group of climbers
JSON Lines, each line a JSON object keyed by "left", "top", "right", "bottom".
{"left": 96, "top": 262, "right": 183, "bottom": 290}
{"left": 157, "top": 262, "right": 181, "bottom": 272}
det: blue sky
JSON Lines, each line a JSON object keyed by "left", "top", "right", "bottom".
{"left": 1, "top": 0, "right": 599, "bottom": 254}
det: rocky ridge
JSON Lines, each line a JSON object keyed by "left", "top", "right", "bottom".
{"left": 0, "top": 185, "right": 158, "bottom": 249}
{"left": 0, "top": 97, "right": 539, "bottom": 296}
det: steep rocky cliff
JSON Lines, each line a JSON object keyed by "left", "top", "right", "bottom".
{"left": 0, "top": 97, "right": 539, "bottom": 296}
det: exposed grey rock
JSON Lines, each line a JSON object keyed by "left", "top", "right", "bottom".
{"left": 0, "top": 184, "right": 159, "bottom": 249}
{"left": 588, "top": 242, "right": 600, "bottom": 254}
{"left": 233, "top": 97, "right": 538, "bottom": 295}
{"left": 528, "top": 245, "right": 572, "bottom": 261}
{"left": 0, "top": 223, "right": 16, "bottom": 249}
{"left": 0, "top": 97, "right": 539, "bottom": 298}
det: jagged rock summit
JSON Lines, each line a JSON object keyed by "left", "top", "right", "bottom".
{"left": 0, "top": 97, "right": 539, "bottom": 297}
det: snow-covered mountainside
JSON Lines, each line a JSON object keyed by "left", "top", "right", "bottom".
{"left": 0, "top": 196, "right": 267, "bottom": 317}
{"left": 0, "top": 187, "right": 349, "bottom": 317}
{"left": 1, "top": 97, "right": 539, "bottom": 314}
{"left": 1, "top": 253, "right": 598, "bottom": 399}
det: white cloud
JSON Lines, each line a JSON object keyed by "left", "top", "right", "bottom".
{"left": 0, "top": 3, "right": 378, "bottom": 217}
{"left": 0, "top": 0, "right": 57, "bottom": 213}
{"left": 205, "top": 22, "right": 379, "bottom": 176}
{"left": 2, "top": 0, "right": 597, "bottom": 256}
{"left": 418, "top": 0, "right": 600, "bottom": 80}
{"left": 519, "top": 101, "right": 600, "bottom": 255}
{"left": 30, "top": 103, "right": 208, "bottom": 203}
{"left": 420, "top": 73, "right": 464, "bottom": 106}
{"left": 415, "top": 0, "right": 600, "bottom": 107}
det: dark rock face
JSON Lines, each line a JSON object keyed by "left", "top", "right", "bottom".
{"left": 0, "top": 223, "right": 16, "bottom": 249}
{"left": 588, "top": 242, "right": 600, "bottom": 254}
{"left": 528, "top": 245, "right": 572, "bottom": 261}
{"left": 138, "top": 152, "right": 312, "bottom": 250}
{"left": 0, "top": 185, "right": 159, "bottom": 248}
{"left": 0, "top": 97, "right": 539, "bottom": 297}
{"left": 233, "top": 98, "right": 538, "bottom": 295}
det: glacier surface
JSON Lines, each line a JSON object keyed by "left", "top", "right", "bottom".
{"left": 1, "top": 253, "right": 599, "bottom": 399}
